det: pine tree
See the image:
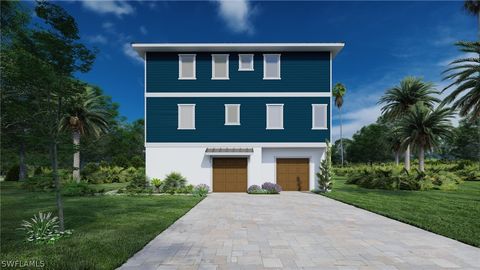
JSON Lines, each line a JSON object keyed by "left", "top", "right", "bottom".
{"left": 316, "top": 141, "right": 333, "bottom": 192}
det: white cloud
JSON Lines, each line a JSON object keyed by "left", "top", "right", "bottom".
{"left": 80, "top": 1, "right": 134, "bottom": 17}
{"left": 140, "top": 26, "right": 148, "bottom": 35}
{"left": 332, "top": 105, "right": 382, "bottom": 140}
{"left": 86, "top": 34, "right": 107, "bottom": 44}
{"left": 122, "top": 43, "right": 143, "bottom": 65}
{"left": 215, "top": 0, "right": 254, "bottom": 34}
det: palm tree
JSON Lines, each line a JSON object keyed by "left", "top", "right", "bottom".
{"left": 442, "top": 41, "right": 480, "bottom": 121}
{"left": 378, "top": 77, "right": 440, "bottom": 170}
{"left": 464, "top": 0, "right": 480, "bottom": 38}
{"left": 387, "top": 130, "right": 402, "bottom": 166}
{"left": 333, "top": 83, "right": 346, "bottom": 166}
{"left": 60, "top": 86, "right": 110, "bottom": 182}
{"left": 396, "top": 103, "right": 454, "bottom": 172}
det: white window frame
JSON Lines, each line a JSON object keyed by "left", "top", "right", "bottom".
{"left": 263, "top": 54, "right": 281, "bottom": 80}
{"left": 266, "top": 104, "right": 284, "bottom": 130}
{"left": 177, "top": 104, "right": 196, "bottom": 130}
{"left": 238, "top": 54, "right": 254, "bottom": 71}
{"left": 211, "top": 54, "right": 229, "bottom": 80}
{"left": 312, "top": 104, "right": 328, "bottom": 130}
{"left": 178, "top": 54, "right": 196, "bottom": 80}
{"left": 224, "top": 104, "right": 241, "bottom": 125}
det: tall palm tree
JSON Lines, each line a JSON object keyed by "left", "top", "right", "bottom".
{"left": 396, "top": 103, "right": 454, "bottom": 172}
{"left": 464, "top": 0, "right": 480, "bottom": 38}
{"left": 442, "top": 41, "right": 480, "bottom": 121}
{"left": 60, "top": 86, "right": 110, "bottom": 182}
{"left": 333, "top": 83, "right": 346, "bottom": 166}
{"left": 378, "top": 77, "right": 440, "bottom": 170}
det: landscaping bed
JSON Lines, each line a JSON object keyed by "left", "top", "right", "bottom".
{"left": 0, "top": 182, "right": 203, "bottom": 269}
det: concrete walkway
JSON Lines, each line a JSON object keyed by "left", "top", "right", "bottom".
{"left": 119, "top": 192, "right": 480, "bottom": 270}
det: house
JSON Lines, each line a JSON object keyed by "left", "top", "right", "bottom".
{"left": 131, "top": 43, "right": 344, "bottom": 192}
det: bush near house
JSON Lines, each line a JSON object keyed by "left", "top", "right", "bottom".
{"left": 247, "top": 182, "right": 282, "bottom": 194}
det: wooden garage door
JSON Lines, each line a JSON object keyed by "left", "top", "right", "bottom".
{"left": 213, "top": 158, "right": 248, "bottom": 192}
{"left": 276, "top": 158, "right": 309, "bottom": 191}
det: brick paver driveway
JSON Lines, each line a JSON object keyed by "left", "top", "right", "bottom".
{"left": 119, "top": 192, "right": 480, "bottom": 270}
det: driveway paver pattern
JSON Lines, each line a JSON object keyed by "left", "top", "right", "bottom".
{"left": 119, "top": 192, "right": 480, "bottom": 270}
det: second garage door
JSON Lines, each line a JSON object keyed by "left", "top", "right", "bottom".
{"left": 212, "top": 158, "right": 248, "bottom": 192}
{"left": 276, "top": 158, "right": 310, "bottom": 191}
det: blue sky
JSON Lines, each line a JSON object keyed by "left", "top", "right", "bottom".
{"left": 29, "top": 1, "right": 476, "bottom": 139}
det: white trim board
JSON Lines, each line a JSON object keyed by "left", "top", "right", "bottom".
{"left": 145, "top": 92, "right": 331, "bottom": 97}
{"left": 145, "top": 142, "right": 327, "bottom": 148}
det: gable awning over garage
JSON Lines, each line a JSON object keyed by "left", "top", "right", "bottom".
{"left": 205, "top": 148, "right": 253, "bottom": 156}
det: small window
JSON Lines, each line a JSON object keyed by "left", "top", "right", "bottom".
{"left": 178, "top": 104, "right": 195, "bottom": 130}
{"left": 212, "top": 54, "right": 229, "bottom": 80}
{"left": 239, "top": 54, "right": 254, "bottom": 71}
{"left": 312, "top": 104, "right": 327, "bottom": 129}
{"left": 225, "top": 104, "right": 240, "bottom": 125}
{"left": 178, "top": 54, "right": 196, "bottom": 80}
{"left": 266, "top": 104, "right": 284, "bottom": 130}
{"left": 263, "top": 54, "right": 281, "bottom": 80}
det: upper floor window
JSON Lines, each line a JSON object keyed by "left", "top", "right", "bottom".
{"left": 178, "top": 104, "right": 195, "bottom": 130}
{"left": 266, "top": 104, "right": 284, "bottom": 130}
{"left": 312, "top": 104, "right": 327, "bottom": 129}
{"left": 178, "top": 54, "right": 196, "bottom": 80}
{"left": 225, "top": 104, "right": 240, "bottom": 125}
{"left": 212, "top": 54, "right": 229, "bottom": 80}
{"left": 238, "top": 54, "right": 254, "bottom": 71}
{"left": 263, "top": 54, "right": 281, "bottom": 80}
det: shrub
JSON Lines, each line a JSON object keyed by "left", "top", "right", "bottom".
{"left": 177, "top": 184, "right": 194, "bottom": 194}
{"left": 317, "top": 141, "right": 333, "bottom": 192}
{"left": 261, "top": 182, "right": 282, "bottom": 194}
{"left": 192, "top": 184, "right": 209, "bottom": 197}
{"left": 22, "top": 175, "right": 54, "bottom": 191}
{"left": 457, "top": 165, "right": 480, "bottom": 181}
{"left": 5, "top": 165, "right": 20, "bottom": 181}
{"left": 81, "top": 163, "right": 99, "bottom": 181}
{"left": 247, "top": 185, "right": 261, "bottom": 193}
{"left": 125, "top": 168, "right": 149, "bottom": 194}
{"left": 151, "top": 178, "right": 163, "bottom": 192}
{"left": 119, "top": 167, "right": 138, "bottom": 183}
{"left": 162, "top": 172, "right": 187, "bottom": 194}
{"left": 61, "top": 181, "right": 96, "bottom": 196}
{"left": 248, "top": 188, "right": 269, "bottom": 194}
{"left": 18, "top": 212, "right": 72, "bottom": 244}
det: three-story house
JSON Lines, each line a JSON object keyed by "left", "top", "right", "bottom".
{"left": 132, "top": 43, "right": 344, "bottom": 192}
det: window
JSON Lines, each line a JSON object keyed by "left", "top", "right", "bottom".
{"left": 178, "top": 104, "right": 195, "bottom": 130}
{"left": 238, "top": 54, "right": 254, "bottom": 71}
{"left": 225, "top": 104, "right": 240, "bottom": 125}
{"left": 312, "top": 104, "right": 328, "bottom": 129}
{"left": 263, "top": 54, "right": 281, "bottom": 80}
{"left": 178, "top": 54, "right": 196, "bottom": 80}
{"left": 266, "top": 104, "right": 284, "bottom": 130}
{"left": 212, "top": 54, "right": 229, "bottom": 80}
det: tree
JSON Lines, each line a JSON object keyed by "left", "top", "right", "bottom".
{"left": 347, "top": 123, "right": 392, "bottom": 163}
{"left": 316, "top": 141, "right": 333, "bottom": 192}
{"left": 464, "top": 0, "right": 480, "bottom": 38}
{"left": 31, "top": 1, "right": 95, "bottom": 231}
{"left": 378, "top": 77, "right": 440, "bottom": 170}
{"left": 442, "top": 41, "right": 480, "bottom": 121}
{"left": 60, "top": 85, "right": 110, "bottom": 182}
{"left": 396, "top": 103, "right": 454, "bottom": 172}
{"left": 332, "top": 138, "right": 352, "bottom": 165}
{"left": 446, "top": 118, "right": 480, "bottom": 160}
{"left": 333, "top": 83, "right": 347, "bottom": 166}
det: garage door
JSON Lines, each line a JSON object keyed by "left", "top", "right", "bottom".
{"left": 212, "top": 158, "right": 248, "bottom": 192}
{"left": 276, "top": 158, "right": 309, "bottom": 191}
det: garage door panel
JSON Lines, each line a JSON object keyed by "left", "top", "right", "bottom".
{"left": 276, "top": 158, "right": 309, "bottom": 191}
{"left": 213, "top": 158, "right": 247, "bottom": 192}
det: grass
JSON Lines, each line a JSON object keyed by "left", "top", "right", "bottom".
{"left": 323, "top": 176, "right": 480, "bottom": 247}
{"left": 88, "top": 182, "right": 129, "bottom": 192}
{"left": 0, "top": 182, "right": 203, "bottom": 269}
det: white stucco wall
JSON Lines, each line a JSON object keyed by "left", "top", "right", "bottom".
{"left": 146, "top": 146, "right": 325, "bottom": 190}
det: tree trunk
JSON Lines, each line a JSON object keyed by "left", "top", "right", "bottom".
{"left": 395, "top": 151, "right": 399, "bottom": 166}
{"left": 404, "top": 145, "right": 411, "bottom": 171}
{"left": 419, "top": 146, "right": 425, "bottom": 172}
{"left": 19, "top": 140, "right": 27, "bottom": 181}
{"left": 51, "top": 140, "right": 65, "bottom": 231}
{"left": 339, "top": 106, "right": 344, "bottom": 167}
{"left": 72, "top": 130, "right": 81, "bottom": 182}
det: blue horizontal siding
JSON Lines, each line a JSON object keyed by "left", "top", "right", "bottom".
{"left": 146, "top": 97, "right": 330, "bottom": 142}
{"left": 146, "top": 52, "right": 330, "bottom": 92}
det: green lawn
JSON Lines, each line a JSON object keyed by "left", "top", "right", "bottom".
{"left": 0, "top": 182, "right": 203, "bottom": 269}
{"left": 324, "top": 176, "right": 480, "bottom": 247}
{"left": 88, "top": 182, "right": 129, "bottom": 192}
